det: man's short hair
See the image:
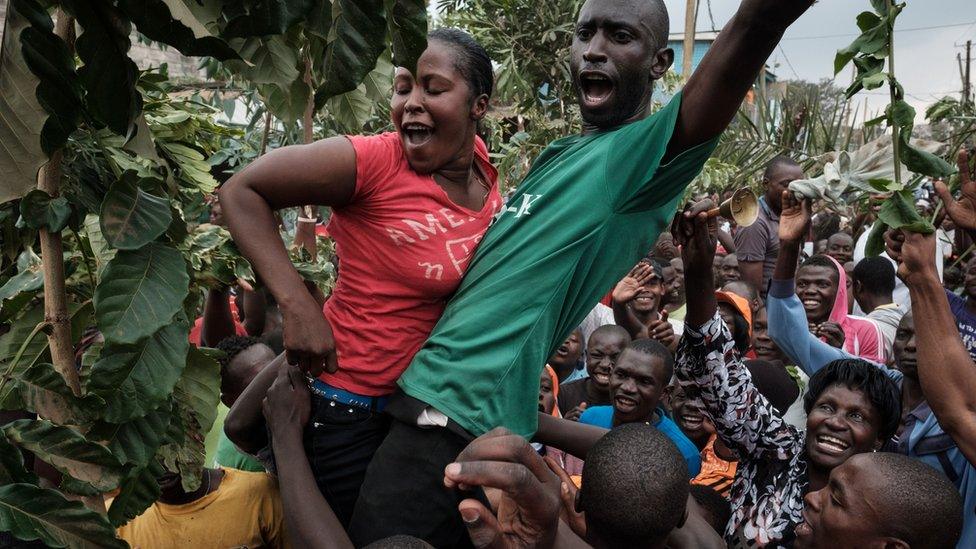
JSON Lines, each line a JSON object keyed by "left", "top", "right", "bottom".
{"left": 363, "top": 536, "right": 434, "bottom": 549}
{"left": 581, "top": 424, "right": 688, "bottom": 547}
{"left": 763, "top": 155, "right": 800, "bottom": 181}
{"left": 799, "top": 254, "right": 840, "bottom": 281}
{"left": 589, "top": 324, "right": 631, "bottom": 348}
{"left": 689, "top": 484, "right": 731, "bottom": 535}
{"left": 723, "top": 280, "right": 760, "bottom": 306}
{"left": 215, "top": 335, "right": 261, "bottom": 369}
{"left": 868, "top": 452, "right": 963, "bottom": 548}
{"left": 852, "top": 256, "right": 896, "bottom": 296}
{"left": 804, "top": 359, "right": 901, "bottom": 441}
{"left": 625, "top": 338, "right": 674, "bottom": 381}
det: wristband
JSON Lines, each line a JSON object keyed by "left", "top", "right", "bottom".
{"left": 297, "top": 217, "right": 317, "bottom": 223}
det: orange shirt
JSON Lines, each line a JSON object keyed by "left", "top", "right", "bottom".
{"left": 692, "top": 434, "right": 737, "bottom": 497}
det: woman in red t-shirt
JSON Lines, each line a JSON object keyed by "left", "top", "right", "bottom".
{"left": 219, "top": 29, "right": 499, "bottom": 526}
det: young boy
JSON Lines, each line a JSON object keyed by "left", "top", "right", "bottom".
{"left": 545, "top": 328, "right": 585, "bottom": 383}
{"left": 557, "top": 324, "right": 631, "bottom": 418}
{"left": 578, "top": 339, "right": 701, "bottom": 477}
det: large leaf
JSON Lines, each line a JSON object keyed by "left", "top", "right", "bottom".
{"left": 0, "top": 249, "right": 43, "bottom": 301}
{"left": 89, "top": 406, "right": 172, "bottom": 468}
{"left": 119, "top": 0, "right": 240, "bottom": 60}
{"left": 93, "top": 242, "right": 189, "bottom": 345}
{"left": 231, "top": 35, "right": 301, "bottom": 88}
{"left": 65, "top": 0, "right": 142, "bottom": 138}
{"left": 81, "top": 214, "right": 115, "bottom": 277}
{"left": 4, "top": 362, "right": 104, "bottom": 425}
{"left": 107, "top": 462, "right": 163, "bottom": 528}
{"left": 325, "top": 84, "right": 374, "bottom": 132}
{"left": 0, "top": 0, "right": 82, "bottom": 203}
{"left": 0, "top": 435, "right": 37, "bottom": 485}
{"left": 877, "top": 191, "right": 934, "bottom": 234}
{"left": 18, "top": 189, "right": 71, "bottom": 232}
{"left": 99, "top": 174, "right": 172, "bottom": 250}
{"left": 221, "top": 0, "right": 316, "bottom": 38}
{"left": 87, "top": 319, "right": 189, "bottom": 422}
{"left": 258, "top": 78, "right": 309, "bottom": 127}
{"left": 0, "top": 483, "right": 126, "bottom": 548}
{"left": 387, "top": 0, "right": 427, "bottom": 75}
{"left": 3, "top": 419, "right": 124, "bottom": 492}
{"left": 316, "top": 0, "right": 387, "bottom": 100}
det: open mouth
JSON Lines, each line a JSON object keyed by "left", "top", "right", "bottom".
{"left": 614, "top": 395, "right": 638, "bottom": 413}
{"left": 555, "top": 345, "right": 569, "bottom": 357}
{"left": 579, "top": 71, "right": 614, "bottom": 107}
{"left": 814, "top": 434, "right": 850, "bottom": 455}
{"left": 679, "top": 413, "right": 705, "bottom": 430}
{"left": 591, "top": 369, "right": 611, "bottom": 385}
{"left": 802, "top": 299, "right": 821, "bottom": 311}
{"left": 402, "top": 122, "right": 434, "bottom": 147}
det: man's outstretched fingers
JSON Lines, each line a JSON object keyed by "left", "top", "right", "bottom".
{"left": 458, "top": 499, "right": 504, "bottom": 549}
{"left": 444, "top": 460, "right": 542, "bottom": 500}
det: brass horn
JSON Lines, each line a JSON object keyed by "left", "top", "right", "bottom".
{"left": 707, "top": 188, "right": 759, "bottom": 227}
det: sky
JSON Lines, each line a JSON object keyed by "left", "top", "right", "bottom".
{"left": 664, "top": 0, "right": 976, "bottom": 122}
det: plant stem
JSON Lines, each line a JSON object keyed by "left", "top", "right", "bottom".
{"left": 886, "top": 0, "right": 902, "bottom": 190}
{"left": 258, "top": 110, "right": 272, "bottom": 157}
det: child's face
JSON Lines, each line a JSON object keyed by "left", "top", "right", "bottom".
{"left": 539, "top": 371, "right": 556, "bottom": 414}
{"left": 548, "top": 331, "right": 583, "bottom": 370}
{"left": 585, "top": 333, "right": 626, "bottom": 390}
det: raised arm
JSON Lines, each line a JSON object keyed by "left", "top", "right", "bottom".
{"left": 668, "top": 0, "right": 815, "bottom": 156}
{"left": 200, "top": 287, "right": 236, "bottom": 347}
{"left": 219, "top": 137, "right": 357, "bottom": 374}
{"left": 892, "top": 230, "right": 976, "bottom": 464}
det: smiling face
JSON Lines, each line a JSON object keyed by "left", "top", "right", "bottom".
{"left": 391, "top": 41, "right": 486, "bottom": 174}
{"left": 720, "top": 254, "right": 740, "bottom": 284}
{"left": 751, "top": 307, "right": 786, "bottom": 363}
{"left": 586, "top": 332, "right": 628, "bottom": 390}
{"left": 661, "top": 264, "right": 684, "bottom": 307}
{"left": 669, "top": 383, "right": 710, "bottom": 447}
{"left": 794, "top": 455, "right": 891, "bottom": 549}
{"left": 804, "top": 384, "right": 883, "bottom": 473}
{"left": 632, "top": 268, "right": 665, "bottom": 314}
{"left": 892, "top": 313, "right": 917, "bottom": 379}
{"left": 570, "top": 0, "right": 672, "bottom": 129}
{"left": 826, "top": 233, "right": 854, "bottom": 266}
{"left": 610, "top": 349, "right": 668, "bottom": 424}
{"left": 797, "top": 265, "right": 839, "bottom": 324}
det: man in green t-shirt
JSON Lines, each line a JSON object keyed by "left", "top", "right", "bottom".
{"left": 348, "top": 0, "right": 816, "bottom": 544}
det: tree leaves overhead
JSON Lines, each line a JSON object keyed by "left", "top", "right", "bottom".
{"left": 118, "top": 0, "right": 240, "bottom": 61}
{"left": 0, "top": 249, "right": 43, "bottom": 302}
{"left": 99, "top": 174, "right": 173, "bottom": 250}
{"left": 18, "top": 189, "right": 71, "bottom": 232}
{"left": 89, "top": 406, "right": 172, "bottom": 468}
{"left": 877, "top": 190, "right": 934, "bottom": 234}
{"left": 0, "top": 435, "right": 37, "bottom": 485}
{"left": 0, "top": 483, "right": 126, "bottom": 548}
{"left": 65, "top": 0, "right": 142, "bottom": 139}
{"left": 3, "top": 419, "right": 124, "bottom": 492}
{"left": 93, "top": 242, "right": 189, "bottom": 345}
{"left": 5, "top": 362, "right": 104, "bottom": 425}
{"left": 316, "top": 0, "right": 388, "bottom": 100}
{"left": 0, "top": 0, "right": 82, "bottom": 203}
{"left": 221, "top": 0, "right": 317, "bottom": 38}
{"left": 387, "top": 0, "right": 428, "bottom": 75}
{"left": 107, "top": 462, "right": 163, "bottom": 528}
{"left": 87, "top": 319, "right": 189, "bottom": 422}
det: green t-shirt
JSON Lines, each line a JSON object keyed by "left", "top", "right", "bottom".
{"left": 398, "top": 93, "right": 718, "bottom": 438}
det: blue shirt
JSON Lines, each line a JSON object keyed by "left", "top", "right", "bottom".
{"left": 767, "top": 278, "right": 976, "bottom": 549}
{"left": 945, "top": 289, "right": 976, "bottom": 361}
{"left": 579, "top": 405, "right": 702, "bottom": 478}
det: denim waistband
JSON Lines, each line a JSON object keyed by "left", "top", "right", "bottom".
{"left": 308, "top": 379, "right": 389, "bottom": 412}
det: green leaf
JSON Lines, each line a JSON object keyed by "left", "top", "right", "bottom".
{"left": 82, "top": 214, "right": 115, "bottom": 277}
{"left": 118, "top": 0, "right": 240, "bottom": 61}
{"left": 316, "top": 0, "right": 387, "bottom": 100}
{"left": 863, "top": 114, "right": 887, "bottom": 128}
{"left": 231, "top": 35, "right": 301, "bottom": 88}
{"left": 257, "top": 79, "right": 308, "bottom": 127}
{"left": 221, "top": 0, "right": 316, "bottom": 38}
{"left": 900, "top": 140, "right": 956, "bottom": 179}
{"left": 861, "top": 71, "right": 887, "bottom": 90}
{"left": 887, "top": 99, "right": 915, "bottom": 128}
{"left": 877, "top": 191, "right": 935, "bottom": 234}
{"left": 107, "top": 462, "right": 163, "bottom": 527}
{"left": 0, "top": 434, "right": 37, "bottom": 485}
{"left": 99, "top": 174, "right": 173, "bottom": 250}
{"left": 94, "top": 242, "right": 189, "bottom": 345}
{"left": 864, "top": 221, "right": 887, "bottom": 258}
{"left": 18, "top": 189, "right": 71, "bottom": 232}
{"left": 5, "top": 362, "right": 104, "bottom": 425}
{"left": 855, "top": 11, "right": 881, "bottom": 31}
{"left": 387, "top": 0, "right": 428, "bottom": 76}
{"left": 325, "top": 84, "right": 374, "bottom": 132}
{"left": 3, "top": 419, "right": 124, "bottom": 492}
{"left": 0, "top": 249, "right": 42, "bottom": 301}
{"left": 64, "top": 0, "right": 142, "bottom": 138}
{"left": 87, "top": 319, "right": 189, "bottom": 422}
{"left": 0, "top": 0, "right": 83, "bottom": 203}
{"left": 88, "top": 406, "right": 172, "bottom": 468}
{"left": 176, "top": 346, "right": 222, "bottom": 437}
{"left": 867, "top": 177, "right": 893, "bottom": 192}
{"left": 0, "top": 483, "right": 126, "bottom": 548}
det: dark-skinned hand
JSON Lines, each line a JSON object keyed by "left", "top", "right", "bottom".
{"left": 282, "top": 298, "right": 339, "bottom": 376}
{"left": 885, "top": 228, "right": 939, "bottom": 287}
{"left": 543, "top": 456, "right": 586, "bottom": 540}
{"left": 444, "top": 428, "right": 561, "bottom": 549}
{"left": 671, "top": 199, "right": 717, "bottom": 273}
{"left": 563, "top": 403, "right": 587, "bottom": 423}
{"left": 647, "top": 313, "right": 676, "bottom": 349}
{"left": 262, "top": 363, "right": 312, "bottom": 443}
{"left": 778, "top": 190, "right": 811, "bottom": 244}
{"left": 816, "top": 321, "right": 845, "bottom": 349}
{"left": 934, "top": 149, "right": 976, "bottom": 231}
{"left": 613, "top": 263, "right": 656, "bottom": 304}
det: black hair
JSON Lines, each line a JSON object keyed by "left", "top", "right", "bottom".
{"left": 588, "top": 324, "right": 631, "bottom": 349}
{"left": 763, "top": 155, "right": 801, "bottom": 182}
{"left": 803, "top": 359, "right": 901, "bottom": 441}
{"left": 744, "top": 359, "right": 800, "bottom": 415}
{"left": 625, "top": 338, "right": 674, "bottom": 382}
{"left": 869, "top": 452, "right": 963, "bottom": 548}
{"left": 363, "top": 536, "right": 434, "bottom": 549}
{"left": 689, "top": 484, "right": 731, "bottom": 535}
{"left": 428, "top": 28, "right": 493, "bottom": 100}
{"left": 722, "top": 280, "right": 760, "bottom": 307}
{"left": 852, "top": 256, "right": 896, "bottom": 296}
{"left": 581, "top": 424, "right": 688, "bottom": 547}
{"left": 812, "top": 213, "right": 842, "bottom": 242}
{"left": 717, "top": 303, "right": 751, "bottom": 356}
{"left": 799, "top": 254, "right": 840, "bottom": 283}
{"left": 215, "top": 335, "right": 261, "bottom": 369}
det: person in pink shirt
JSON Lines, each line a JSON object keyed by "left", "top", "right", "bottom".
{"left": 219, "top": 29, "right": 499, "bottom": 525}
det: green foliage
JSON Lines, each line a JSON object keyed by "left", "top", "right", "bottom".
{"left": 0, "top": 483, "right": 126, "bottom": 548}
{"left": 99, "top": 174, "right": 173, "bottom": 250}
{"left": 19, "top": 190, "right": 72, "bottom": 232}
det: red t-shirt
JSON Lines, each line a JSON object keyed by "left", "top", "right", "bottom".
{"left": 321, "top": 132, "right": 501, "bottom": 395}
{"left": 188, "top": 299, "right": 248, "bottom": 346}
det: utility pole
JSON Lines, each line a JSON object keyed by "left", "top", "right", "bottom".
{"left": 965, "top": 40, "right": 972, "bottom": 107}
{"left": 682, "top": 0, "right": 697, "bottom": 78}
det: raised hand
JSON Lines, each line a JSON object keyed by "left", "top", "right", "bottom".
{"left": 647, "top": 315, "right": 676, "bottom": 350}
{"left": 934, "top": 149, "right": 976, "bottom": 231}
{"left": 886, "top": 229, "right": 939, "bottom": 287}
{"left": 564, "top": 402, "right": 587, "bottom": 422}
{"left": 613, "top": 263, "right": 655, "bottom": 304}
{"left": 671, "top": 199, "right": 717, "bottom": 274}
{"left": 444, "top": 428, "right": 562, "bottom": 549}
{"left": 778, "top": 190, "right": 811, "bottom": 244}
{"left": 543, "top": 456, "right": 586, "bottom": 540}
{"left": 816, "top": 321, "right": 845, "bottom": 349}
{"left": 282, "top": 299, "right": 339, "bottom": 376}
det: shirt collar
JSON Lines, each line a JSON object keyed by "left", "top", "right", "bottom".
{"left": 759, "top": 196, "right": 779, "bottom": 221}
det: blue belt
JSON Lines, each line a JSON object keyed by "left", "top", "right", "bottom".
{"left": 308, "top": 379, "right": 389, "bottom": 412}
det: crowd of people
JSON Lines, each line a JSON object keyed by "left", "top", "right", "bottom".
{"left": 21, "top": 0, "right": 976, "bottom": 547}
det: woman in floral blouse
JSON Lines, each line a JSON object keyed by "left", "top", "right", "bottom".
{"left": 671, "top": 199, "right": 901, "bottom": 547}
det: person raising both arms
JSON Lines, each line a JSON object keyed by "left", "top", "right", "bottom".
{"left": 218, "top": 29, "right": 499, "bottom": 526}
